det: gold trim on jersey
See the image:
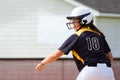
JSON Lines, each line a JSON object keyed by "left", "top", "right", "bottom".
{"left": 71, "top": 27, "right": 100, "bottom": 64}
{"left": 75, "top": 27, "right": 100, "bottom": 36}
{"left": 72, "top": 50, "right": 85, "bottom": 64}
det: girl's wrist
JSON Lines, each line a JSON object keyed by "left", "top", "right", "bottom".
{"left": 40, "top": 62, "right": 45, "bottom": 65}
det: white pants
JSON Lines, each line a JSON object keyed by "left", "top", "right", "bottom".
{"left": 76, "top": 63, "right": 115, "bottom": 80}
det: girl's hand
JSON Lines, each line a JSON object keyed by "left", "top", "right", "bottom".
{"left": 36, "top": 62, "right": 45, "bottom": 71}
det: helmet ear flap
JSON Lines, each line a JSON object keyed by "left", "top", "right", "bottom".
{"left": 81, "top": 20, "right": 87, "bottom": 25}
{"left": 79, "top": 19, "right": 88, "bottom": 26}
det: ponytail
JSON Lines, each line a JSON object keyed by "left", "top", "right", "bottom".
{"left": 89, "top": 24, "right": 105, "bottom": 38}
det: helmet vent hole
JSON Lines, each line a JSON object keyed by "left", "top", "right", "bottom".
{"left": 83, "top": 20, "right": 87, "bottom": 24}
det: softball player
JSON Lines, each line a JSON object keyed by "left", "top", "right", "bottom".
{"left": 36, "top": 7, "right": 115, "bottom": 80}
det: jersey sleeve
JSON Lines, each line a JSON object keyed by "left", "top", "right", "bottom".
{"left": 103, "top": 38, "right": 111, "bottom": 54}
{"left": 58, "top": 34, "right": 78, "bottom": 55}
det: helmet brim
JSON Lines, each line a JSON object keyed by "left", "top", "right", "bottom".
{"left": 66, "top": 16, "right": 79, "bottom": 19}
{"left": 66, "top": 13, "right": 91, "bottom": 19}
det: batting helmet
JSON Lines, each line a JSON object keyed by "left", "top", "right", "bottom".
{"left": 66, "top": 7, "right": 93, "bottom": 29}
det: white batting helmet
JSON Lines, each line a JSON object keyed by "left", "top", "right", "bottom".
{"left": 66, "top": 7, "right": 93, "bottom": 29}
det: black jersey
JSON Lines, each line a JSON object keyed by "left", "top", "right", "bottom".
{"left": 58, "top": 28, "right": 111, "bottom": 71}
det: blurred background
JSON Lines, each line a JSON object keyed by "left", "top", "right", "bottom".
{"left": 0, "top": 0, "right": 120, "bottom": 80}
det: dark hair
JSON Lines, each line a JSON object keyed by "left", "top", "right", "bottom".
{"left": 89, "top": 24, "right": 105, "bottom": 38}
